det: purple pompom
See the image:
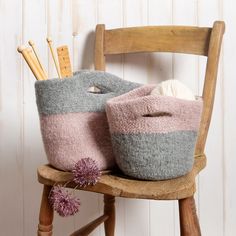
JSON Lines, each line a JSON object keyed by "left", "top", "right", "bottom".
{"left": 49, "top": 185, "right": 80, "bottom": 217}
{"left": 72, "top": 158, "right": 101, "bottom": 187}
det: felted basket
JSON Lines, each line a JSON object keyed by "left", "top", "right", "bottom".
{"left": 35, "top": 70, "right": 140, "bottom": 171}
{"left": 106, "top": 85, "right": 203, "bottom": 180}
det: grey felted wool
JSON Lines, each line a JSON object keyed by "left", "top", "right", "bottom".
{"left": 35, "top": 70, "right": 141, "bottom": 171}
{"left": 35, "top": 70, "right": 140, "bottom": 115}
{"left": 111, "top": 131, "right": 197, "bottom": 180}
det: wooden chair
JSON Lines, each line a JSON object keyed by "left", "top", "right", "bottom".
{"left": 37, "top": 21, "right": 225, "bottom": 236}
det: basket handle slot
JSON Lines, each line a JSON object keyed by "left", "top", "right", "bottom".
{"left": 87, "top": 86, "right": 104, "bottom": 94}
{"left": 142, "top": 112, "right": 172, "bottom": 117}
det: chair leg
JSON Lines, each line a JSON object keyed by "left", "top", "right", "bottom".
{"left": 104, "top": 195, "right": 115, "bottom": 236}
{"left": 38, "top": 185, "right": 54, "bottom": 236}
{"left": 179, "top": 196, "right": 201, "bottom": 236}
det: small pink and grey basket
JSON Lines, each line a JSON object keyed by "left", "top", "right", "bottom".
{"left": 106, "top": 85, "right": 203, "bottom": 180}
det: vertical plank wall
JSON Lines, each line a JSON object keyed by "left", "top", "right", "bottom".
{"left": 0, "top": 0, "right": 235, "bottom": 235}
{"left": 0, "top": 1, "right": 23, "bottom": 235}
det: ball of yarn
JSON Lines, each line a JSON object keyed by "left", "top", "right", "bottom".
{"left": 150, "top": 79, "right": 196, "bottom": 101}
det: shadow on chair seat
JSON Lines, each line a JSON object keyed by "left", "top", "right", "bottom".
{"left": 37, "top": 154, "right": 206, "bottom": 200}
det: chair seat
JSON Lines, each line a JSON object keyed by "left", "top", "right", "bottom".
{"left": 37, "top": 154, "right": 206, "bottom": 200}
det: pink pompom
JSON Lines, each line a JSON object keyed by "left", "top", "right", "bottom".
{"left": 72, "top": 158, "right": 101, "bottom": 187}
{"left": 49, "top": 185, "right": 80, "bottom": 217}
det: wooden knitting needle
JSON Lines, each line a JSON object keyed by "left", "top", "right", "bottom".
{"left": 57, "top": 45, "right": 73, "bottom": 78}
{"left": 46, "top": 37, "right": 61, "bottom": 78}
{"left": 25, "top": 47, "right": 47, "bottom": 80}
{"left": 17, "top": 46, "right": 47, "bottom": 81}
{"left": 28, "top": 40, "right": 48, "bottom": 79}
{"left": 22, "top": 47, "right": 47, "bottom": 80}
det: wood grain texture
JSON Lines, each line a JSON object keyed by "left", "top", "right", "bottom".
{"left": 38, "top": 185, "right": 54, "bottom": 236}
{"left": 47, "top": 38, "right": 61, "bottom": 78}
{"left": 94, "top": 24, "right": 105, "bottom": 71}
{"left": 18, "top": 47, "right": 47, "bottom": 80}
{"left": 104, "top": 26, "right": 211, "bottom": 56}
{"left": 70, "top": 214, "right": 109, "bottom": 236}
{"left": 37, "top": 155, "right": 206, "bottom": 200}
{"left": 195, "top": 21, "right": 225, "bottom": 154}
{"left": 28, "top": 40, "right": 48, "bottom": 78}
{"left": 57, "top": 46, "right": 73, "bottom": 78}
{"left": 104, "top": 195, "right": 115, "bottom": 236}
{"left": 179, "top": 196, "right": 201, "bottom": 236}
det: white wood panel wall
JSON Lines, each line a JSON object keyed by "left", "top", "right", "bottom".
{"left": 0, "top": 0, "right": 235, "bottom": 235}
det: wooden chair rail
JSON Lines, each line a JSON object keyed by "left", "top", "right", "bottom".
{"left": 70, "top": 214, "right": 109, "bottom": 236}
{"left": 195, "top": 21, "right": 225, "bottom": 153}
{"left": 104, "top": 25, "right": 212, "bottom": 56}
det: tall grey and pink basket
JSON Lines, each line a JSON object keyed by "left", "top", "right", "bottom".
{"left": 35, "top": 70, "right": 140, "bottom": 171}
{"left": 35, "top": 70, "right": 202, "bottom": 181}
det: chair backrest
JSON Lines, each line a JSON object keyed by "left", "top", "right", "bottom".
{"left": 94, "top": 21, "right": 225, "bottom": 155}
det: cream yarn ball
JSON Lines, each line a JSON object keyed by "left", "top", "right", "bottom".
{"left": 150, "top": 79, "right": 196, "bottom": 101}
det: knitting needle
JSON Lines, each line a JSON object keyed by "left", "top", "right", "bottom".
{"left": 46, "top": 37, "right": 61, "bottom": 79}
{"left": 57, "top": 45, "right": 73, "bottom": 78}
{"left": 28, "top": 40, "right": 48, "bottom": 79}
{"left": 17, "top": 46, "right": 46, "bottom": 81}
{"left": 26, "top": 47, "right": 47, "bottom": 80}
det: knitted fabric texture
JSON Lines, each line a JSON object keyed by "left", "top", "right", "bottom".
{"left": 106, "top": 85, "right": 203, "bottom": 180}
{"left": 35, "top": 70, "right": 140, "bottom": 171}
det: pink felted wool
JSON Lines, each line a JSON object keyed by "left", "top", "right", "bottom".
{"left": 106, "top": 85, "right": 202, "bottom": 134}
{"left": 40, "top": 112, "right": 113, "bottom": 171}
